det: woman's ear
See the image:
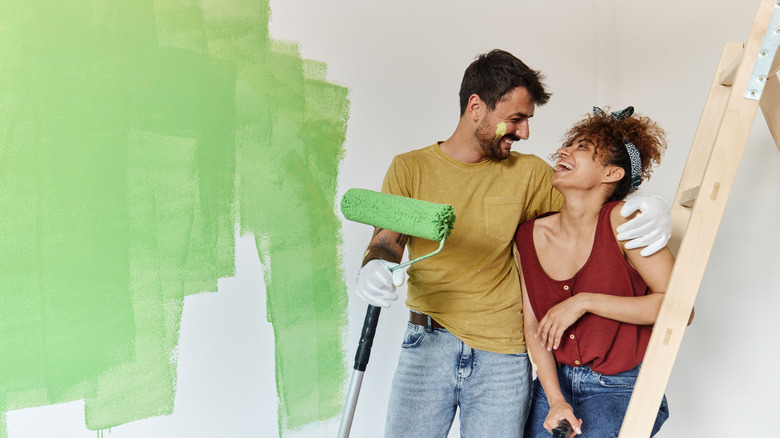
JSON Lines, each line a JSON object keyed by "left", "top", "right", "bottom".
{"left": 603, "top": 165, "right": 625, "bottom": 183}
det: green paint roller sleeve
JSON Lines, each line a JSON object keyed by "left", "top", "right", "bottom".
{"left": 340, "top": 189, "right": 455, "bottom": 241}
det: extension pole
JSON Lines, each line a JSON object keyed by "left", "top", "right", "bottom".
{"left": 338, "top": 304, "right": 382, "bottom": 438}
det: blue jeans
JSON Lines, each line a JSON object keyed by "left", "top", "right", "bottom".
{"left": 525, "top": 363, "right": 669, "bottom": 438}
{"left": 385, "top": 320, "right": 532, "bottom": 438}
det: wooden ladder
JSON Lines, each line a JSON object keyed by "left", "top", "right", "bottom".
{"left": 619, "top": 0, "right": 780, "bottom": 436}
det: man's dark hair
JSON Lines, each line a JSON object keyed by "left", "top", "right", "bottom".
{"left": 459, "top": 49, "right": 551, "bottom": 115}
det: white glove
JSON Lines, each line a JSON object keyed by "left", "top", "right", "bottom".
{"left": 617, "top": 196, "right": 672, "bottom": 257}
{"left": 355, "top": 260, "right": 406, "bottom": 308}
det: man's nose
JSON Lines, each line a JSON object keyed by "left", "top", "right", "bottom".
{"left": 515, "top": 120, "right": 530, "bottom": 140}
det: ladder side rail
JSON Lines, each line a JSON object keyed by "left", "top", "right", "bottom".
{"left": 667, "top": 42, "right": 745, "bottom": 255}
{"left": 759, "top": 71, "right": 780, "bottom": 151}
{"left": 618, "top": 1, "right": 775, "bottom": 435}
{"left": 619, "top": 95, "right": 760, "bottom": 438}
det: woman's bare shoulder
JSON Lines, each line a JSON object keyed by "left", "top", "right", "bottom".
{"left": 609, "top": 200, "right": 631, "bottom": 231}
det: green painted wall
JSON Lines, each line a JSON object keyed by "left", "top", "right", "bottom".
{"left": 0, "top": 1, "right": 348, "bottom": 436}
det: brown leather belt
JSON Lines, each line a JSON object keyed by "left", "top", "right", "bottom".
{"left": 409, "top": 311, "right": 444, "bottom": 329}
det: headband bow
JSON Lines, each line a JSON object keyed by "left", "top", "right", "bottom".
{"left": 592, "top": 106, "right": 641, "bottom": 188}
{"left": 592, "top": 105, "right": 634, "bottom": 121}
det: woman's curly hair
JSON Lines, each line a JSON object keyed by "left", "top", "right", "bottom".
{"left": 558, "top": 108, "right": 668, "bottom": 202}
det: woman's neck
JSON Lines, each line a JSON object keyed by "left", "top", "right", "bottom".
{"left": 557, "top": 189, "right": 607, "bottom": 238}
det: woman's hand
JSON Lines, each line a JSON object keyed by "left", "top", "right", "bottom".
{"left": 544, "top": 400, "right": 582, "bottom": 436}
{"left": 536, "top": 294, "right": 587, "bottom": 351}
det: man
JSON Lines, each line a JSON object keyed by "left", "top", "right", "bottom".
{"left": 355, "top": 49, "right": 670, "bottom": 437}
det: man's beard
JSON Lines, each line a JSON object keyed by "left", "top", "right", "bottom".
{"left": 477, "top": 121, "right": 515, "bottom": 161}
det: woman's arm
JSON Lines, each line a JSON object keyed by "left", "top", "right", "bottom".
{"left": 520, "top": 259, "right": 582, "bottom": 436}
{"left": 535, "top": 204, "right": 675, "bottom": 351}
{"left": 616, "top": 204, "right": 695, "bottom": 325}
{"left": 612, "top": 204, "right": 675, "bottom": 298}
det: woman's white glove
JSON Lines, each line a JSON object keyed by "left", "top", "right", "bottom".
{"left": 355, "top": 260, "right": 406, "bottom": 308}
{"left": 617, "top": 196, "right": 672, "bottom": 257}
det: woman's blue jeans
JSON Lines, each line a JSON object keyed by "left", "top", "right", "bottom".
{"left": 525, "top": 363, "right": 669, "bottom": 438}
{"left": 384, "top": 321, "right": 532, "bottom": 438}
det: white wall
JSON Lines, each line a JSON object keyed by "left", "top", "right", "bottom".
{"left": 268, "top": 1, "right": 779, "bottom": 437}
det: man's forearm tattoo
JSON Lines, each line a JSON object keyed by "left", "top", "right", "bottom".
{"left": 362, "top": 228, "right": 408, "bottom": 266}
{"left": 372, "top": 228, "right": 409, "bottom": 248}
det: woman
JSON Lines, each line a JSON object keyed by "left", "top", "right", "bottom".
{"left": 514, "top": 106, "right": 681, "bottom": 437}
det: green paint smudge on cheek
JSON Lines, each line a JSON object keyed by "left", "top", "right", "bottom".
{"left": 494, "top": 121, "right": 507, "bottom": 144}
{"left": 0, "top": 1, "right": 348, "bottom": 437}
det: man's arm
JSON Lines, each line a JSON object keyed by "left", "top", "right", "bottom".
{"left": 617, "top": 196, "right": 672, "bottom": 257}
{"left": 362, "top": 227, "right": 408, "bottom": 266}
{"left": 354, "top": 228, "right": 408, "bottom": 308}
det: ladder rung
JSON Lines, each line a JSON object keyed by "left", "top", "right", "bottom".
{"left": 720, "top": 47, "right": 744, "bottom": 86}
{"left": 679, "top": 186, "right": 700, "bottom": 207}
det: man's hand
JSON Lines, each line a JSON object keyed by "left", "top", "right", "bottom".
{"left": 355, "top": 260, "right": 405, "bottom": 308}
{"left": 617, "top": 196, "right": 672, "bottom": 257}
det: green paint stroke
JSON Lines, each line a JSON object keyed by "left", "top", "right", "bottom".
{"left": 494, "top": 121, "right": 507, "bottom": 144}
{"left": 0, "top": 0, "right": 348, "bottom": 436}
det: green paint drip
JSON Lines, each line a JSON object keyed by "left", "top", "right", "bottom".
{"left": 0, "top": 0, "right": 348, "bottom": 436}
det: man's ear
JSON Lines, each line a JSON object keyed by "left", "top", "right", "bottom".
{"left": 604, "top": 165, "right": 625, "bottom": 183}
{"left": 466, "top": 94, "right": 483, "bottom": 122}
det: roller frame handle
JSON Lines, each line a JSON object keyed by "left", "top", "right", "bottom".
{"left": 393, "top": 237, "right": 445, "bottom": 271}
{"left": 552, "top": 419, "right": 573, "bottom": 438}
{"left": 354, "top": 304, "right": 381, "bottom": 371}
{"left": 351, "top": 239, "right": 442, "bottom": 368}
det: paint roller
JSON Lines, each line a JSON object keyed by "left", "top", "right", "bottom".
{"left": 337, "top": 188, "right": 456, "bottom": 438}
